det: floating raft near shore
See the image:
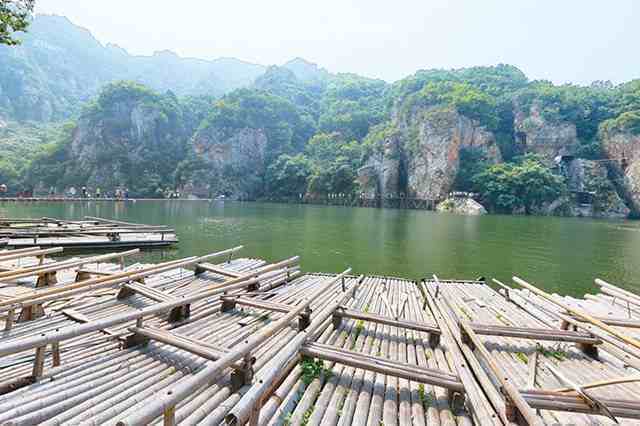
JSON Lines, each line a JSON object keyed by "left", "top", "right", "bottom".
{"left": 0, "top": 246, "right": 638, "bottom": 425}
{"left": 0, "top": 216, "right": 177, "bottom": 249}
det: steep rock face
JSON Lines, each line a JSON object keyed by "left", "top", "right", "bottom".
{"left": 358, "top": 106, "right": 501, "bottom": 200}
{"left": 562, "top": 158, "right": 629, "bottom": 218}
{"left": 600, "top": 129, "right": 640, "bottom": 217}
{"left": 358, "top": 107, "right": 502, "bottom": 200}
{"left": 187, "top": 127, "right": 268, "bottom": 199}
{"left": 357, "top": 133, "right": 402, "bottom": 199}
{"left": 403, "top": 107, "right": 501, "bottom": 199}
{"left": 514, "top": 103, "right": 578, "bottom": 164}
{"left": 61, "top": 90, "right": 189, "bottom": 196}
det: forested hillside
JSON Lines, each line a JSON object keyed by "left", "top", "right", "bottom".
{"left": 0, "top": 14, "right": 266, "bottom": 122}
{"left": 2, "top": 15, "right": 640, "bottom": 218}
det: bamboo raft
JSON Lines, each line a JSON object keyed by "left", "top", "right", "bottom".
{"left": 0, "top": 246, "right": 638, "bottom": 425}
{"left": 0, "top": 216, "right": 178, "bottom": 249}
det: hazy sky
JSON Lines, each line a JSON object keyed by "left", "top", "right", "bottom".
{"left": 35, "top": 0, "right": 640, "bottom": 85}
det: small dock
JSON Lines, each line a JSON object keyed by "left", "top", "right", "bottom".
{"left": 0, "top": 246, "right": 637, "bottom": 425}
{"left": 0, "top": 216, "right": 178, "bottom": 249}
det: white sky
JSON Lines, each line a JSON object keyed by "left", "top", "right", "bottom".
{"left": 35, "top": 0, "right": 640, "bottom": 84}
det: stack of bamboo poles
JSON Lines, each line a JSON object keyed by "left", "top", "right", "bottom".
{"left": 0, "top": 216, "right": 177, "bottom": 249}
{"left": 3, "top": 243, "right": 640, "bottom": 425}
{"left": 0, "top": 266, "right": 349, "bottom": 424}
{"left": 422, "top": 276, "right": 640, "bottom": 425}
{"left": 0, "top": 253, "right": 473, "bottom": 425}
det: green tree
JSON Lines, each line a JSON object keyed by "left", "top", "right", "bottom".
{"left": 0, "top": 0, "right": 34, "bottom": 45}
{"left": 266, "top": 154, "right": 313, "bottom": 197}
{"left": 473, "top": 156, "right": 566, "bottom": 214}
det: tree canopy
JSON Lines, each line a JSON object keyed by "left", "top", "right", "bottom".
{"left": 473, "top": 155, "right": 567, "bottom": 214}
{"left": 0, "top": 0, "right": 34, "bottom": 45}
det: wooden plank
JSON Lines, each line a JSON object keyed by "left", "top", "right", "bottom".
{"left": 522, "top": 390, "right": 640, "bottom": 419}
{"left": 565, "top": 314, "right": 640, "bottom": 329}
{"left": 128, "top": 326, "right": 229, "bottom": 362}
{"left": 119, "top": 281, "right": 175, "bottom": 303}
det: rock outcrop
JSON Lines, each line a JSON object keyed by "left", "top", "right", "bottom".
{"left": 187, "top": 127, "right": 268, "bottom": 199}
{"left": 357, "top": 131, "right": 402, "bottom": 199}
{"left": 436, "top": 197, "right": 487, "bottom": 215}
{"left": 553, "top": 158, "right": 629, "bottom": 218}
{"left": 358, "top": 106, "right": 501, "bottom": 200}
{"left": 600, "top": 129, "right": 640, "bottom": 217}
{"left": 514, "top": 102, "right": 578, "bottom": 164}
{"left": 55, "top": 83, "right": 190, "bottom": 196}
{"left": 403, "top": 106, "right": 501, "bottom": 199}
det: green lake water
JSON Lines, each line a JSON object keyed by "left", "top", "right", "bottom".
{"left": 1, "top": 200, "right": 639, "bottom": 296}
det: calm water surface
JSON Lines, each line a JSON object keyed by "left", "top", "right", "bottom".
{"left": 1, "top": 200, "right": 639, "bottom": 296}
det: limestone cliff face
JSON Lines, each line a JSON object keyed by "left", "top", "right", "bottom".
{"left": 187, "top": 127, "right": 268, "bottom": 199}
{"left": 359, "top": 106, "right": 501, "bottom": 200}
{"left": 600, "top": 129, "right": 640, "bottom": 217}
{"left": 514, "top": 102, "right": 578, "bottom": 164}
{"left": 403, "top": 106, "right": 501, "bottom": 199}
{"left": 357, "top": 132, "right": 402, "bottom": 199}
{"left": 62, "top": 92, "right": 188, "bottom": 196}
{"left": 560, "top": 158, "right": 629, "bottom": 218}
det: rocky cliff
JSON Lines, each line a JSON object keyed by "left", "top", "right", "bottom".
{"left": 600, "top": 128, "right": 640, "bottom": 217}
{"left": 403, "top": 106, "right": 501, "bottom": 199}
{"left": 185, "top": 127, "right": 268, "bottom": 199}
{"left": 35, "top": 82, "right": 193, "bottom": 197}
{"left": 553, "top": 158, "right": 629, "bottom": 218}
{"left": 359, "top": 106, "right": 501, "bottom": 200}
{"left": 514, "top": 102, "right": 578, "bottom": 164}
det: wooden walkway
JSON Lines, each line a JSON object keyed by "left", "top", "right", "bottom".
{"left": 265, "top": 195, "right": 439, "bottom": 210}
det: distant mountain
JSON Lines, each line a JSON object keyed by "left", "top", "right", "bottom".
{"left": 283, "top": 57, "right": 330, "bottom": 83}
{"left": 0, "top": 15, "right": 267, "bottom": 122}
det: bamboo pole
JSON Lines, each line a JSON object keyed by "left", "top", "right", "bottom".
{"left": 497, "top": 279, "right": 640, "bottom": 370}
{"left": 0, "top": 247, "right": 43, "bottom": 257}
{"left": 513, "top": 276, "right": 640, "bottom": 352}
{"left": 0, "top": 247, "right": 239, "bottom": 309}
{"left": 0, "top": 247, "right": 63, "bottom": 263}
{"left": 0, "top": 254, "right": 296, "bottom": 357}
{"left": 300, "top": 343, "right": 464, "bottom": 391}
{"left": 595, "top": 278, "right": 640, "bottom": 304}
{"left": 224, "top": 273, "right": 359, "bottom": 426}
{"left": 459, "top": 320, "right": 542, "bottom": 426}
{"left": 422, "top": 280, "right": 505, "bottom": 425}
{"left": 0, "top": 249, "right": 140, "bottom": 282}
{"left": 552, "top": 376, "right": 640, "bottom": 393}
{"left": 116, "top": 268, "right": 351, "bottom": 426}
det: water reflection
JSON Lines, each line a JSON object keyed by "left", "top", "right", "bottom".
{"left": 0, "top": 200, "right": 638, "bottom": 296}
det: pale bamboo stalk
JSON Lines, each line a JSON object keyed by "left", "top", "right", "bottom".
{"left": 0, "top": 248, "right": 141, "bottom": 288}
{"left": 116, "top": 268, "right": 349, "bottom": 425}
{"left": 513, "top": 276, "right": 640, "bottom": 352}
{"left": 0, "top": 258, "right": 301, "bottom": 358}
